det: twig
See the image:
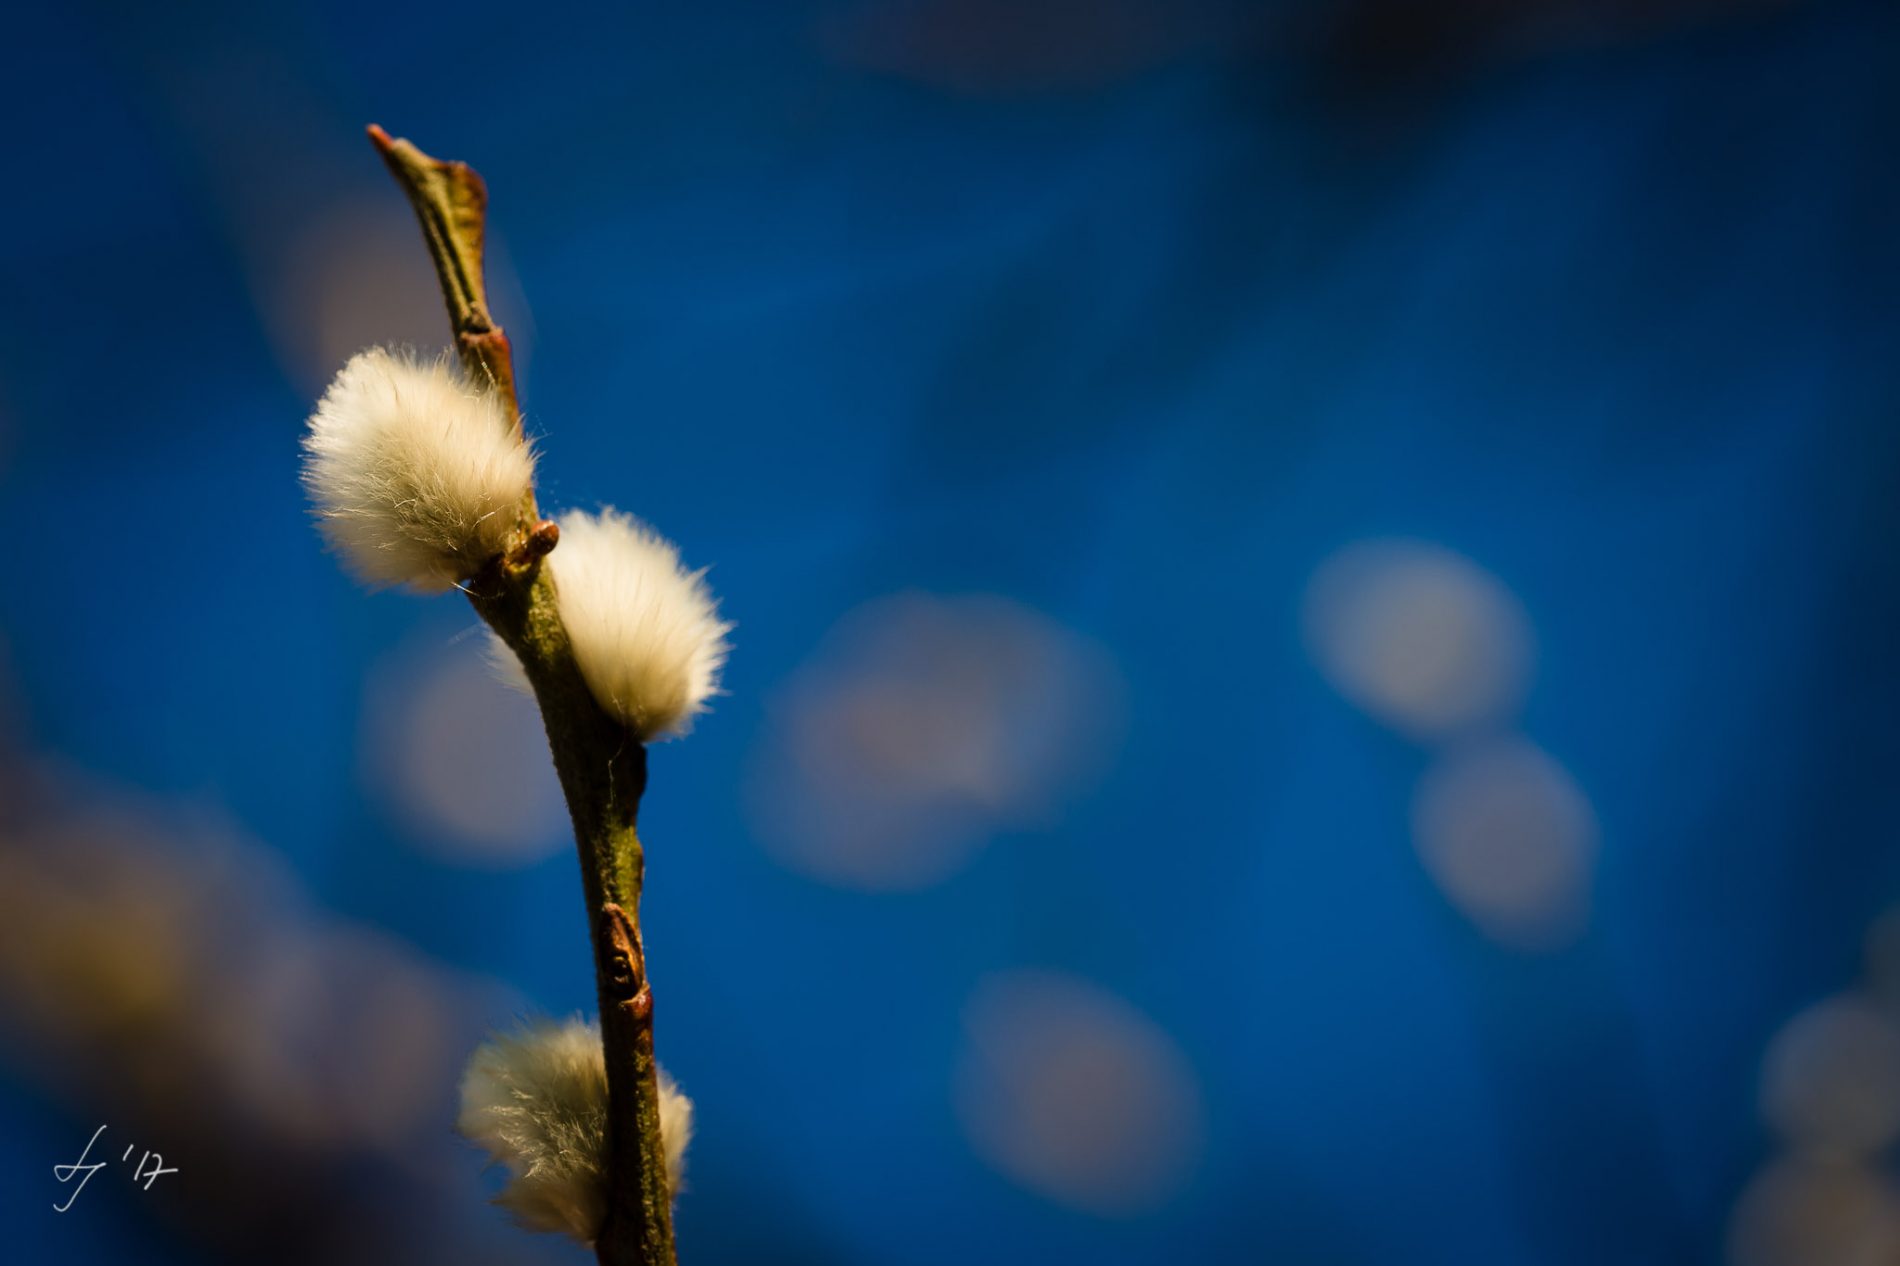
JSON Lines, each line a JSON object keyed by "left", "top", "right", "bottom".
{"left": 368, "top": 124, "right": 679, "bottom": 1266}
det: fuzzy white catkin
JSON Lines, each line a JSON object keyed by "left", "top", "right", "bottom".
{"left": 457, "top": 1019, "right": 694, "bottom": 1245}
{"left": 302, "top": 347, "right": 536, "bottom": 591}
{"left": 539, "top": 508, "right": 732, "bottom": 741}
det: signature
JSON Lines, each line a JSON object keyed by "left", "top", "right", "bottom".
{"left": 53, "top": 1125, "right": 176, "bottom": 1212}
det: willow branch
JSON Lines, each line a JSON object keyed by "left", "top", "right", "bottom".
{"left": 367, "top": 124, "right": 679, "bottom": 1266}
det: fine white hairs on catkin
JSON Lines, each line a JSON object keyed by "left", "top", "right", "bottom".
{"left": 457, "top": 1019, "right": 694, "bottom": 1245}
{"left": 302, "top": 347, "right": 536, "bottom": 591}
{"left": 543, "top": 508, "right": 731, "bottom": 741}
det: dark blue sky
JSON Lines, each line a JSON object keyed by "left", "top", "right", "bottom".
{"left": 2, "top": 2, "right": 1898, "bottom": 1263}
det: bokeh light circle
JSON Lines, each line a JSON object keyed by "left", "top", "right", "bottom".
{"left": 1410, "top": 737, "right": 1597, "bottom": 950}
{"left": 749, "top": 593, "right": 1123, "bottom": 890}
{"left": 955, "top": 969, "right": 1204, "bottom": 1216}
{"left": 1305, "top": 539, "right": 1533, "bottom": 741}
{"left": 1728, "top": 1154, "right": 1900, "bottom": 1266}
{"left": 1760, "top": 993, "right": 1900, "bottom": 1157}
{"left": 363, "top": 632, "right": 570, "bottom": 867}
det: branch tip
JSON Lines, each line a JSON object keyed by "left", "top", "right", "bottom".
{"left": 367, "top": 121, "right": 519, "bottom": 428}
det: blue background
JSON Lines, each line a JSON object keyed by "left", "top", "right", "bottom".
{"left": 2, "top": 1, "right": 1897, "bottom": 1263}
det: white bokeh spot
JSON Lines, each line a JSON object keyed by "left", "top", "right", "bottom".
{"left": 1305, "top": 539, "right": 1533, "bottom": 741}
{"left": 955, "top": 970, "right": 1204, "bottom": 1216}
{"left": 1410, "top": 737, "right": 1597, "bottom": 950}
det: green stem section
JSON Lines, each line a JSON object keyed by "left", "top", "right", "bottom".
{"left": 369, "top": 125, "right": 678, "bottom": 1266}
{"left": 473, "top": 571, "right": 676, "bottom": 1265}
